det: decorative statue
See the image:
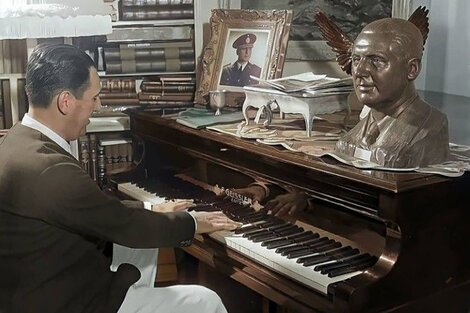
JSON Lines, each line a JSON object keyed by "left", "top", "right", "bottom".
{"left": 315, "top": 7, "right": 450, "bottom": 168}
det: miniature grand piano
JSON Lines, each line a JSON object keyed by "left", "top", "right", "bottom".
{"left": 109, "top": 108, "right": 469, "bottom": 313}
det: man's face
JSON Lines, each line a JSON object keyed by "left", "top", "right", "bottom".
{"left": 68, "top": 68, "right": 101, "bottom": 139}
{"left": 237, "top": 46, "right": 252, "bottom": 63}
{"left": 351, "top": 32, "right": 409, "bottom": 110}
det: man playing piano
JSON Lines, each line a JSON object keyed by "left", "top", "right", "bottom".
{"left": 0, "top": 43, "right": 240, "bottom": 313}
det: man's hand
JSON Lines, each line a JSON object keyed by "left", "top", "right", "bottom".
{"left": 191, "top": 211, "right": 242, "bottom": 234}
{"left": 230, "top": 184, "right": 267, "bottom": 202}
{"left": 264, "top": 191, "right": 309, "bottom": 216}
{"left": 151, "top": 199, "right": 195, "bottom": 213}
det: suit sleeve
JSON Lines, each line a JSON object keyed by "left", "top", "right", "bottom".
{"left": 32, "top": 161, "right": 195, "bottom": 248}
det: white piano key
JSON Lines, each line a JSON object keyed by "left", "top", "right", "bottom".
{"left": 210, "top": 230, "right": 364, "bottom": 294}
{"left": 118, "top": 182, "right": 167, "bottom": 205}
{"left": 119, "top": 182, "right": 370, "bottom": 295}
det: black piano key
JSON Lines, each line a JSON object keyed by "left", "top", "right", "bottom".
{"left": 234, "top": 224, "right": 260, "bottom": 235}
{"left": 232, "top": 208, "right": 256, "bottom": 216}
{"left": 243, "top": 222, "right": 292, "bottom": 237}
{"left": 244, "top": 228, "right": 270, "bottom": 238}
{"left": 251, "top": 233, "right": 279, "bottom": 243}
{"left": 247, "top": 214, "right": 270, "bottom": 223}
{"left": 276, "top": 226, "right": 303, "bottom": 236}
{"left": 285, "top": 239, "right": 338, "bottom": 259}
{"left": 241, "top": 212, "right": 268, "bottom": 222}
{"left": 278, "top": 236, "right": 327, "bottom": 255}
{"left": 234, "top": 219, "right": 284, "bottom": 235}
{"left": 189, "top": 203, "right": 217, "bottom": 211}
{"left": 275, "top": 233, "right": 320, "bottom": 254}
{"left": 312, "top": 241, "right": 342, "bottom": 253}
{"left": 315, "top": 253, "right": 372, "bottom": 273}
{"left": 297, "top": 246, "right": 353, "bottom": 264}
{"left": 255, "top": 226, "right": 303, "bottom": 243}
{"left": 327, "top": 256, "right": 378, "bottom": 277}
{"left": 250, "top": 225, "right": 299, "bottom": 242}
{"left": 262, "top": 231, "right": 315, "bottom": 249}
{"left": 286, "top": 241, "right": 341, "bottom": 259}
{"left": 246, "top": 223, "right": 292, "bottom": 239}
{"left": 299, "top": 247, "right": 359, "bottom": 266}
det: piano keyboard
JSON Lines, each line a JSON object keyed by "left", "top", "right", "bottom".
{"left": 117, "top": 178, "right": 378, "bottom": 295}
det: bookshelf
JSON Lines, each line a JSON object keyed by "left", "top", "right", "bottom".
{"left": 0, "top": 0, "right": 241, "bottom": 187}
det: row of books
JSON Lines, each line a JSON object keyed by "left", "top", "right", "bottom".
{"left": 96, "top": 76, "right": 195, "bottom": 115}
{"left": 0, "top": 40, "right": 28, "bottom": 74}
{"left": 101, "top": 42, "right": 195, "bottom": 74}
{"left": 121, "top": 0, "right": 193, "bottom": 6}
{"left": 78, "top": 134, "right": 134, "bottom": 186}
{"left": 119, "top": 1, "right": 194, "bottom": 21}
{"left": 0, "top": 78, "right": 28, "bottom": 129}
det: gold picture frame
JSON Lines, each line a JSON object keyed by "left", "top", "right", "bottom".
{"left": 195, "top": 9, "right": 292, "bottom": 106}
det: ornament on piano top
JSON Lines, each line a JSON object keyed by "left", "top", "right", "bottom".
{"left": 314, "top": 7, "right": 451, "bottom": 169}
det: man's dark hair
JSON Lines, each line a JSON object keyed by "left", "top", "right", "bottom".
{"left": 25, "top": 43, "right": 96, "bottom": 108}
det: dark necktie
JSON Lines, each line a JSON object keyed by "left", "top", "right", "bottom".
{"left": 361, "top": 114, "right": 380, "bottom": 147}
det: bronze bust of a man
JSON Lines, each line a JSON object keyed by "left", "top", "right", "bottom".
{"left": 316, "top": 8, "right": 449, "bottom": 168}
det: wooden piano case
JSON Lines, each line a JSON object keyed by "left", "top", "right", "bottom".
{"left": 110, "top": 109, "right": 470, "bottom": 313}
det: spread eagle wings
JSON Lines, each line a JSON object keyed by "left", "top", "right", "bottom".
{"left": 408, "top": 6, "right": 430, "bottom": 46}
{"left": 314, "top": 10, "right": 354, "bottom": 75}
{"left": 314, "top": 6, "right": 430, "bottom": 75}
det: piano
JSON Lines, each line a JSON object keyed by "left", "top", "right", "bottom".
{"left": 109, "top": 109, "right": 470, "bottom": 313}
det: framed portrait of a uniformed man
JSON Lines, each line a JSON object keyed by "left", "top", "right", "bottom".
{"left": 195, "top": 9, "right": 292, "bottom": 106}
{"left": 218, "top": 30, "right": 269, "bottom": 88}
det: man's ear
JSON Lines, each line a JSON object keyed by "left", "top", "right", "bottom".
{"left": 56, "top": 91, "right": 74, "bottom": 115}
{"left": 407, "top": 58, "right": 421, "bottom": 80}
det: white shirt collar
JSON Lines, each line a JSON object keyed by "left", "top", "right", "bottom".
{"left": 21, "top": 113, "right": 72, "bottom": 155}
{"left": 237, "top": 62, "right": 247, "bottom": 71}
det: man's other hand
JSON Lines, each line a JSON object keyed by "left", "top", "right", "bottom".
{"left": 192, "top": 211, "right": 242, "bottom": 234}
{"left": 264, "top": 191, "right": 309, "bottom": 216}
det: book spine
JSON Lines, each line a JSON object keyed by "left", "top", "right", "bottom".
{"left": 122, "top": 0, "right": 193, "bottom": 6}
{"left": 105, "top": 59, "right": 195, "bottom": 74}
{"left": 104, "top": 47, "right": 194, "bottom": 61}
{"left": 1, "top": 80, "right": 13, "bottom": 128}
{"left": 120, "top": 41, "right": 193, "bottom": 49}
{"left": 138, "top": 93, "right": 194, "bottom": 102}
{"left": 89, "top": 134, "right": 98, "bottom": 182}
{"left": 100, "top": 78, "right": 136, "bottom": 93}
{"left": 99, "top": 92, "right": 138, "bottom": 99}
{"left": 106, "top": 26, "right": 192, "bottom": 42}
{"left": 140, "top": 83, "right": 195, "bottom": 93}
{"left": 121, "top": 8, "right": 194, "bottom": 20}
{"left": 97, "top": 144, "right": 106, "bottom": 187}
{"left": 78, "top": 136, "right": 90, "bottom": 173}
{"left": 138, "top": 100, "right": 194, "bottom": 107}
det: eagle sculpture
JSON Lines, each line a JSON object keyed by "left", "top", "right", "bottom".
{"left": 314, "top": 6, "right": 429, "bottom": 75}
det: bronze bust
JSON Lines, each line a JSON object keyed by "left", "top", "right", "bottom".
{"left": 315, "top": 7, "right": 449, "bottom": 168}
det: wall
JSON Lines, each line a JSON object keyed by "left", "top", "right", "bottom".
{"left": 198, "top": 1, "right": 469, "bottom": 97}
{"left": 414, "top": 0, "right": 470, "bottom": 97}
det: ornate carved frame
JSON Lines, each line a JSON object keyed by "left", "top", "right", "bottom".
{"left": 195, "top": 9, "right": 292, "bottom": 106}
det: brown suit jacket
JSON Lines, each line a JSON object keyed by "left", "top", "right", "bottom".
{"left": 0, "top": 123, "right": 195, "bottom": 313}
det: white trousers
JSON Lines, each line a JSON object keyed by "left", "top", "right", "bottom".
{"left": 111, "top": 244, "right": 227, "bottom": 313}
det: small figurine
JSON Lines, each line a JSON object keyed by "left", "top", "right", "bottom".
{"left": 315, "top": 7, "right": 449, "bottom": 168}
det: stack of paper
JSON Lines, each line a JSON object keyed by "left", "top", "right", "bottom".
{"left": 251, "top": 72, "right": 353, "bottom": 98}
